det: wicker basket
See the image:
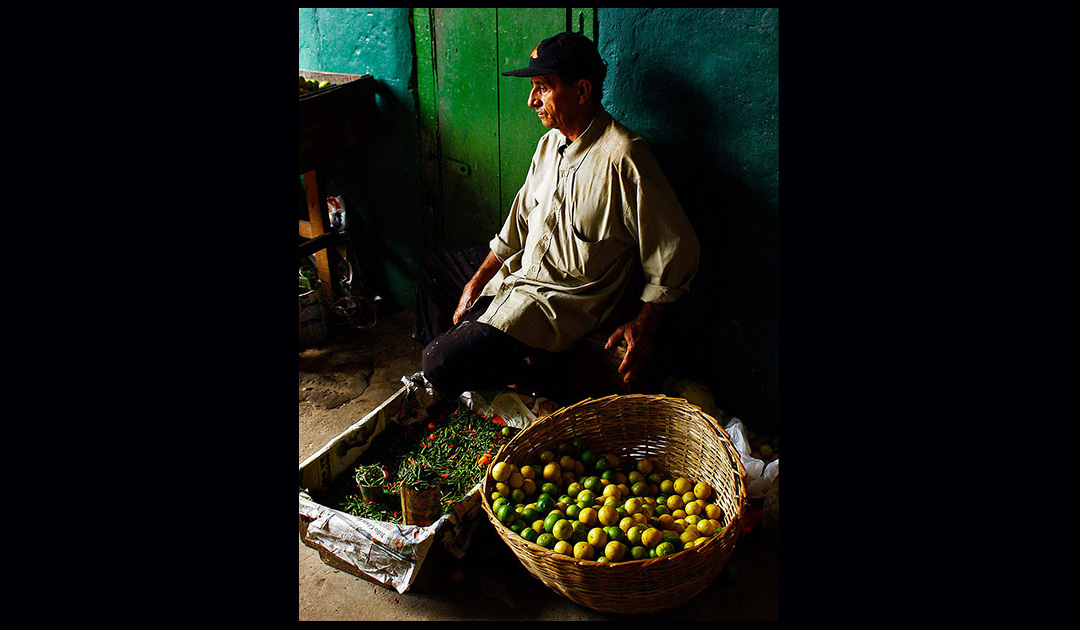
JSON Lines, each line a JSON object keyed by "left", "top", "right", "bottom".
{"left": 480, "top": 394, "right": 747, "bottom": 615}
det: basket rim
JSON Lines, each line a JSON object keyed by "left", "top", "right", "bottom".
{"left": 480, "top": 393, "right": 748, "bottom": 567}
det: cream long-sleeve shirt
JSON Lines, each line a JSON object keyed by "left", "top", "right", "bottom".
{"left": 478, "top": 108, "right": 700, "bottom": 353}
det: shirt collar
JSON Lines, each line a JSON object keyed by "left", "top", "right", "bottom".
{"left": 560, "top": 108, "right": 609, "bottom": 163}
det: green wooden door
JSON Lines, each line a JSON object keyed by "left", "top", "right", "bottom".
{"left": 414, "top": 8, "right": 596, "bottom": 250}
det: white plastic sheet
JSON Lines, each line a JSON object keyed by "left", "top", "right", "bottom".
{"left": 723, "top": 417, "right": 779, "bottom": 499}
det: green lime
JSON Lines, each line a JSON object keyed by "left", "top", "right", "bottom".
{"left": 521, "top": 527, "right": 538, "bottom": 543}
{"left": 544, "top": 510, "right": 565, "bottom": 533}
{"left": 536, "top": 533, "right": 556, "bottom": 549}
{"left": 604, "top": 525, "right": 625, "bottom": 544}
{"left": 496, "top": 504, "right": 517, "bottom": 525}
{"left": 535, "top": 494, "right": 555, "bottom": 515}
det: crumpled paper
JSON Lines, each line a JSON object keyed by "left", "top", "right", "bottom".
{"left": 723, "top": 417, "right": 779, "bottom": 499}
{"left": 299, "top": 492, "right": 449, "bottom": 594}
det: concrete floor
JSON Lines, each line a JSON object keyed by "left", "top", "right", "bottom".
{"left": 299, "top": 307, "right": 779, "bottom": 621}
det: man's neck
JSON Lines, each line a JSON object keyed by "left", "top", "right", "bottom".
{"left": 561, "top": 103, "right": 601, "bottom": 143}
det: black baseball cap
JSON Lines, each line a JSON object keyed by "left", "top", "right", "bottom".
{"left": 502, "top": 31, "right": 605, "bottom": 78}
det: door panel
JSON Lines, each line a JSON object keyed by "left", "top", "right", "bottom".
{"left": 415, "top": 8, "right": 595, "bottom": 250}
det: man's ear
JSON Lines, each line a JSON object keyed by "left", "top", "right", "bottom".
{"left": 576, "top": 79, "right": 593, "bottom": 104}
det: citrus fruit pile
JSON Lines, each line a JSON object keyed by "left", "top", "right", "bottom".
{"left": 487, "top": 437, "right": 727, "bottom": 563}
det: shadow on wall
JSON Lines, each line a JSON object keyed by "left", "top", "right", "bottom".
{"left": 637, "top": 71, "right": 779, "bottom": 430}
{"left": 322, "top": 80, "right": 425, "bottom": 312}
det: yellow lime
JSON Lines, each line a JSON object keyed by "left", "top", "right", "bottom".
{"left": 696, "top": 519, "right": 717, "bottom": 537}
{"left": 636, "top": 457, "right": 654, "bottom": 476}
{"left": 602, "top": 483, "right": 621, "bottom": 501}
{"left": 693, "top": 481, "right": 712, "bottom": 500}
{"left": 640, "top": 527, "right": 662, "bottom": 548}
{"left": 522, "top": 479, "right": 537, "bottom": 496}
{"left": 553, "top": 519, "right": 574, "bottom": 541}
{"left": 508, "top": 471, "right": 524, "bottom": 489}
{"left": 543, "top": 462, "right": 562, "bottom": 483}
{"left": 659, "top": 479, "right": 675, "bottom": 494}
{"left": 673, "top": 477, "right": 693, "bottom": 495}
{"left": 539, "top": 450, "right": 556, "bottom": 463}
{"left": 604, "top": 540, "right": 628, "bottom": 562}
{"left": 597, "top": 505, "right": 620, "bottom": 527}
{"left": 705, "top": 504, "right": 724, "bottom": 520}
{"left": 519, "top": 465, "right": 536, "bottom": 480}
{"left": 626, "top": 525, "right": 643, "bottom": 546}
{"left": 666, "top": 494, "right": 684, "bottom": 511}
{"left": 573, "top": 541, "right": 596, "bottom": 560}
{"left": 559, "top": 455, "right": 576, "bottom": 471}
{"left": 577, "top": 506, "right": 598, "bottom": 527}
{"left": 491, "top": 461, "right": 512, "bottom": 482}
{"left": 619, "top": 516, "right": 636, "bottom": 532}
{"left": 553, "top": 540, "right": 574, "bottom": 556}
{"left": 623, "top": 497, "right": 642, "bottom": 515}
{"left": 587, "top": 527, "right": 608, "bottom": 549}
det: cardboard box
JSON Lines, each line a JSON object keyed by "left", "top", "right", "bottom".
{"left": 298, "top": 385, "right": 484, "bottom": 594}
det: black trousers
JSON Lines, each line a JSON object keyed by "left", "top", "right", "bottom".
{"left": 415, "top": 247, "right": 550, "bottom": 398}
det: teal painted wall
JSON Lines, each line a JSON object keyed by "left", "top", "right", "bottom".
{"left": 298, "top": 7, "right": 423, "bottom": 311}
{"left": 598, "top": 7, "right": 779, "bottom": 432}
{"left": 298, "top": 8, "right": 779, "bottom": 432}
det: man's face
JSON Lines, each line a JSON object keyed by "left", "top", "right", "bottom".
{"left": 528, "top": 73, "right": 583, "bottom": 131}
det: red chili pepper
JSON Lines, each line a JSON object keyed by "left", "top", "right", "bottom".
{"left": 429, "top": 433, "right": 437, "bottom": 441}
{"left": 428, "top": 422, "right": 437, "bottom": 431}
{"left": 492, "top": 414, "right": 506, "bottom": 426}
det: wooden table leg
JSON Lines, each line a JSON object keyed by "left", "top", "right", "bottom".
{"left": 302, "top": 168, "right": 335, "bottom": 308}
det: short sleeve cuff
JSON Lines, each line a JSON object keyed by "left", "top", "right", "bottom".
{"left": 639, "top": 283, "right": 685, "bottom": 304}
{"left": 488, "top": 235, "right": 516, "bottom": 263}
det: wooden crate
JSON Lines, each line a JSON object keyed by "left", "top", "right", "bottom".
{"left": 299, "top": 70, "right": 378, "bottom": 172}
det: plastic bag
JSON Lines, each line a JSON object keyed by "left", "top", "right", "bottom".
{"left": 723, "top": 417, "right": 779, "bottom": 499}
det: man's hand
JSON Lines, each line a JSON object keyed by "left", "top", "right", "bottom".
{"left": 605, "top": 302, "right": 667, "bottom": 383}
{"left": 453, "top": 250, "right": 502, "bottom": 325}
